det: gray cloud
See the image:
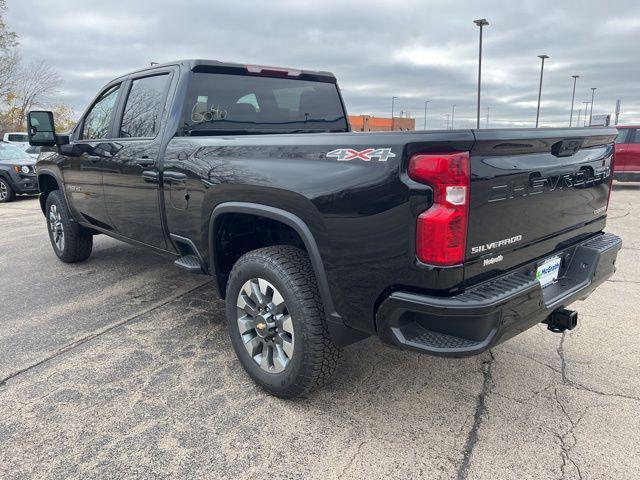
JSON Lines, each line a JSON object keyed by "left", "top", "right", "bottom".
{"left": 7, "top": 0, "right": 640, "bottom": 128}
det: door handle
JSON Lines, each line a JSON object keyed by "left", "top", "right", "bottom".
{"left": 163, "top": 171, "right": 187, "bottom": 184}
{"left": 135, "top": 157, "right": 155, "bottom": 167}
{"left": 142, "top": 171, "right": 159, "bottom": 183}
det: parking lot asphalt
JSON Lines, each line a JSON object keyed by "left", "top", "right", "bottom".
{"left": 0, "top": 185, "right": 639, "bottom": 480}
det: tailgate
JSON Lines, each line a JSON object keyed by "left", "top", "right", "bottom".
{"left": 465, "top": 128, "right": 617, "bottom": 280}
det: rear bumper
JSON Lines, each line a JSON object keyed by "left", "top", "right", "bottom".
{"left": 614, "top": 171, "right": 640, "bottom": 182}
{"left": 376, "top": 232, "right": 621, "bottom": 357}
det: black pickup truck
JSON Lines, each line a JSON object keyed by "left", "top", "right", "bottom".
{"left": 27, "top": 59, "right": 621, "bottom": 397}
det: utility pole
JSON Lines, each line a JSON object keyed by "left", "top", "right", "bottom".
{"left": 474, "top": 19, "right": 489, "bottom": 129}
{"left": 535, "top": 55, "right": 549, "bottom": 128}
{"left": 391, "top": 96, "right": 397, "bottom": 131}
{"left": 451, "top": 104, "right": 456, "bottom": 129}
{"left": 445, "top": 114, "right": 450, "bottom": 130}
{"left": 615, "top": 99, "right": 621, "bottom": 125}
{"left": 569, "top": 75, "right": 579, "bottom": 127}
{"left": 423, "top": 100, "right": 430, "bottom": 130}
{"left": 589, "top": 87, "right": 596, "bottom": 126}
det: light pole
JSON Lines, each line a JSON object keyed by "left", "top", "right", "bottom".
{"left": 582, "top": 101, "right": 591, "bottom": 126}
{"left": 474, "top": 18, "right": 489, "bottom": 129}
{"left": 589, "top": 87, "right": 596, "bottom": 126}
{"left": 391, "top": 96, "right": 397, "bottom": 131}
{"left": 486, "top": 106, "right": 491, "bottom": 128}
{"left": 569, "top": 75, "right": 579, "bottom": 127}
{"left": 445, "top": 114, "right": 450, "bottom": 130}
{"left": 423, "top": 100, "right": 430, "bottom": 130}
{"left": 451, "top": 104, "right": 456, "bottom": 129}
{"left": 535, "top": 54, "right": 549, "bottom": 128}
{"left": 577, "top": 108, "right": 582, "bottom": 127}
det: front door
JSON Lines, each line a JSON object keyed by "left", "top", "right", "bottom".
{"left": 614, "top": 128, "right": 631, "bottom": 171}
{"left": 63, "top": 83, "right": 122, "bottom": 229}
{"left": 102, "top": 71, "right": 174, "bottom": 249}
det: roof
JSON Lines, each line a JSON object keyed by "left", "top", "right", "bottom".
{"left": 112, "top": 59, "right": 336, "bottom": 83}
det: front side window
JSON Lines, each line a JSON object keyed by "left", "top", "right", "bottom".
{"left": 615, "top": 129, "right": 630, "bottom": 144}
{"left": 179, "top": 73, "right": 348, "bottom": 136}
{"left": 119, "top": 74, "right": 170, "bottom": 138}
{"left": 82, "top": 84, "right": 120, "bottom": 140}
{"left": 632, "top": 129, "right": 640, "bottom": 144}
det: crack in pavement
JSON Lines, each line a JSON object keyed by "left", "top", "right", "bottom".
{"left": 606, "top": 278, "right": 640, "bottom": 285}
{"left": 553, "top": 387, "right": 586, "bottom": 480}
{"left": 337, "top": 440, "right": 367, "bottom": 480}
{"left": 557, "top": 332, "right": 640, "bottom": 402}
{"left": 0, "top": 280, "right": 212, "bottom": 389}
{"left": 456, "top": 350, "right": 495, "bottom": 480}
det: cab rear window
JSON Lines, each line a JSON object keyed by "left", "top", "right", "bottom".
{"left": 179, "top": 73, "right": 348, "bottom": 135}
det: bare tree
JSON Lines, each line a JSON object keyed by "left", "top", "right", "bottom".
{"left": 0, "top": 0, "right": 18, "bottom": 100}
{"left": 1, "top": 60, "right": 61, "bottom": 131}
{"left": 0, "top": 48, "right": 18, "bottom": 99}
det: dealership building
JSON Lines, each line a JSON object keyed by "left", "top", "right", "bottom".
{"left": 348, "top": 115, "right": 415, "bottom": 132}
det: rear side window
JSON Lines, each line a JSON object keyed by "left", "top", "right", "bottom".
{"left": 615, "top": 129, "right": 630, "bottom": 144}
{"left": 631, "top": 129, "right": 640, "bottom": 144}
{"left": 119, "top": 74, "right": 171, "bottom": 138}
{"left": 179, "top": 72, "right": 348, "bottom": 136}
{"left": 82, "top": 84, "right": 120, "bottom": 140}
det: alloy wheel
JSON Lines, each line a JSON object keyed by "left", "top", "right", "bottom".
{"left": 49, "top": 204, "right": 65, "bottom": 251}
{"left": 0, "top": 180, "right": 7, "bottom": 201}
{"left": 236, "top": 278, "right": 294, "bottom": 373}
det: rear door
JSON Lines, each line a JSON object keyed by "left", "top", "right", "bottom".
{"left": 102, "top": 70, "right": 174, "bottom": 249}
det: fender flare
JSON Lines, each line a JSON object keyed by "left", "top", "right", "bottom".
{"left": 209, "top": 202, "right": 338, "bottom": 317}
{"left": 0, "top": 169, "right": 12, "bottom": 183}
{"left": 36, "top": 169, "right": 70, "bottom": 215}
{"left": 207, "top": 202, "right": 373, "bottom": 346}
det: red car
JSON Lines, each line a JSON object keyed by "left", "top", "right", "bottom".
{"left": 614, "top": 126, "right": 640, "bottom": 181}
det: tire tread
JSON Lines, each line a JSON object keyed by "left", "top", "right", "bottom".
{"left": 227, "top": 245, "right": 341, "bottom": 397}
{"left": 46, "top": 190, "right": 93, "bottom": 263}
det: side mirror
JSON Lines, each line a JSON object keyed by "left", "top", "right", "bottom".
{"left": 27, "top": 111, "right": 57, "bottom": 147}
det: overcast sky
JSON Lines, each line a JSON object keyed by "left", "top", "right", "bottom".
{"left": 7, "top": 0, "right": 640, "bottom": 129}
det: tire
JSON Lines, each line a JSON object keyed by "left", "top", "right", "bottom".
{"left": 45, "top": 190, "right": 93, "bottom": 263}
{"left": 226, "top": 245, "right": 341, "bottom": 398}
{"left": 0, "top": 177, "right": 15, "bottom": 203}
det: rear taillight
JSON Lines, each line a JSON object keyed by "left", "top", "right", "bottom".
{"left": 408, "top": 152, "right": 470, "bottom": 266}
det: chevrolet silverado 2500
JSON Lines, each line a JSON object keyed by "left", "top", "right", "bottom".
{"left": 27, "top": 59, "right": 621, "bottom": 397}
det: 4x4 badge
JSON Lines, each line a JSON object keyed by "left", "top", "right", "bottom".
{"left": 326, "top": 148, "right": 396, "bottom": 162}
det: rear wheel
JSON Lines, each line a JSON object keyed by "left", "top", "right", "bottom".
{"left": 0, "top": 178, "right": 15, "bottom": 203}
{"left": 45, "top": 190, "right": 93, "bottom": 263}
{"left": 226, "top": 246, "right": 341, "bottom": 398}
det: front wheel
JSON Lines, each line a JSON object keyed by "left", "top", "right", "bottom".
{"left": 45, "top": 190, "right": 93, "bottom": 263}
{"left": 226, "top": 246, "right": 341, "bottom": 398}
{"left": 0, "top": 177, "right": 15, "bottom": 203}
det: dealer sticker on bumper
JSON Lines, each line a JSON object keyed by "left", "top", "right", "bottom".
{"left": 536, "top": 256, "right": 562, "bottom": 288}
